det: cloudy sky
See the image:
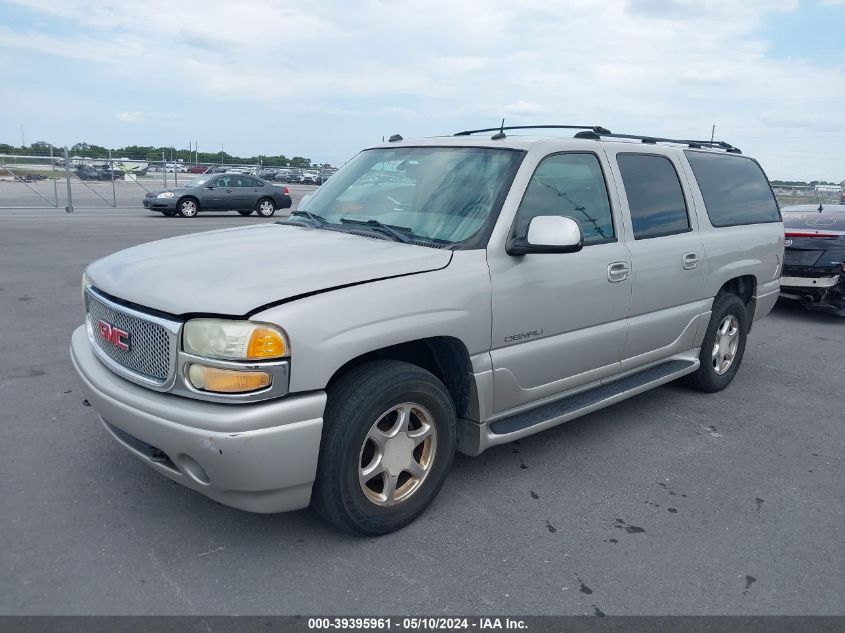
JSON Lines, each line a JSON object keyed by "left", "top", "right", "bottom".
{"left": 1, "top": 0, "right": 843, "bottom": 180}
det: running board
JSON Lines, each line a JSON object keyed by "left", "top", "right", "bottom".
{"left": 458, "top": 359, "right": 698, "bottom": 454}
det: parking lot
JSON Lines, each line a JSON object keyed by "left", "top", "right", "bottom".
{"left": 0, "top": 177, "right": 317, "bottom": 212}
{"left": 0, "top": 209, "right": 842, "bottom": 615}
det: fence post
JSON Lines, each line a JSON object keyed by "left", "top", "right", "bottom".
{"left": 51, "top": 146, "right": 58, "bottom": 208}
{"left": 109, "top": 149, "right": 116, "bottom": 208}
{"left": 64, "top": 147, "right": 73, "bottom": 214}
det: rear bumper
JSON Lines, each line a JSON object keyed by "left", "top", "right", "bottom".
{"left": 780, "top": 274, "right": 840, "bottom": 289}
{"left": 70, "top": 325, "right": 326, "bottom": 513}
{"left": 779, "top": 272, "right": 845, "bottom": 314}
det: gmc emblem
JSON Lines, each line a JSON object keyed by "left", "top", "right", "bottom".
{"left": 97, "top": 319, "right": 130, "bottom": 351}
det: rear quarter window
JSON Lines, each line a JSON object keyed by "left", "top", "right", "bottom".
{"left": 684, "top": 151, "right": 781, "bottom": 227}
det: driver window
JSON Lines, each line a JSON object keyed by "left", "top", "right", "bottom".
{"left": 514, "top": 153, "right": 615, "bottom": 245}
{"left": 214, "top": 176, "right": 230, "bottom": 187}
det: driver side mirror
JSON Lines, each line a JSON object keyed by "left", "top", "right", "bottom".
{"left": 507, "top": 216, "right": 583, "bottom": 256}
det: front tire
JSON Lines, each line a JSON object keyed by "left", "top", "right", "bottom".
{"left": 256, "top": 198, "right": 276, "bottom": 217}
{"left": 312, "top": 361, "right": 457, "bottom": 535}
{"left": 683, "top": 292, "right": 749, "bottom": 392}
{"left": 177, "top": 198, "right": 199, "bottom": 217}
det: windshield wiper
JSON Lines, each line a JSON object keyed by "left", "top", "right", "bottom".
{"left": 289, "top": 210, "right": 329, "bottom": 227}
{"left": 339, "top": 217, "right": 413, "bottom": 244}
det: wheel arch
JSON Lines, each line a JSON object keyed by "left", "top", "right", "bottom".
{"left": 177, "top": 195, "right": 200, "bottom": 211}
{"left": 325, "top": 336, "right": 479, "bottom": 422}
{"left": 715, "top": 274, "right": 757, "bottom": 328}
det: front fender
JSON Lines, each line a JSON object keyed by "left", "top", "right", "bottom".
{"left": 252, "top": 250, "right": 492, "bottom": 393}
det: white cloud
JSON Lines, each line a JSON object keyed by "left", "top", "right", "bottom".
{"left": 115, "top": 112, "right": 180, "bottom": 124}
{"left": 504, "top": 100, "right": 550, "bottom": 115}
{"left": 0, "top": 0, "right": 842, "bottom": 178}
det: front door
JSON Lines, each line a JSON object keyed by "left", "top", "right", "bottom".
{"left": 204, "top": 175, "right": 236, "bottom": 210}
{"left": 488, "top": 151, "right": 631, "bottom": 414}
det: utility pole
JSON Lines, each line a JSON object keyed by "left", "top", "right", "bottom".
{"left": 710, "top": 124, "right": 716, "bottom": 143}
{"left": 21, "top": 124, "right": 25, "bottom": 147}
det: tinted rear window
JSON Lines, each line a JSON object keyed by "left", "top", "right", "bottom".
{"left": 684, "top": 151, "right": 780, "bottom": 227}
{"left": 617, "top": 154, "right": 690, "bottom": 240}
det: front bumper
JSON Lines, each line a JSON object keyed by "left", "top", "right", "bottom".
{"left": 70, "top": 325, "right": 326, "bottom": 513}
{"left": 142, "top": 197, "right": 178, "bottom": 210}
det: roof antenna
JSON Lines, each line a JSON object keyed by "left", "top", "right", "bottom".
{"left": 388, "top": 133, "right": 403, "bottom": 142}
{"left": 491, "top": 119, "right": 506, "bottom": 140}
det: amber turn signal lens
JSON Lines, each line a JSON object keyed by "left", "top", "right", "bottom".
{"left": 247, "top": 327, "right": 286, "bottom": 359}
{"left": 187, "top": 364, "right": 271, "bottom": 393}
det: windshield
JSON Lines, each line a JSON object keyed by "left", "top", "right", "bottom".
{"left": 183, "top": 176, "right": 212, "bottom": 188}
{"left": 299, "top": 147, "right": 522, "bottom": 245}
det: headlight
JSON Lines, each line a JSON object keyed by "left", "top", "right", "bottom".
{"left": 156, "top": 191, "right": 175, "bottom": 198}
{"left": 183, "top": 319, "right": 288, "bottom": 360}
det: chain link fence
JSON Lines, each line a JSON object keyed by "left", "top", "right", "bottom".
{"left": 1, "top": 149, "right": 334, "bottom": 211}
{"left": 773, "top": 185, "right": 843, "bottom": 208}
{"left": 4, "top": 148, "right": 840, "bottom": 212}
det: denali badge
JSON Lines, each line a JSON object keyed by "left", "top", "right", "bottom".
{"left": 504, "top": 329, "right": 544, "bottom": 343}
{"left": 97, "top": 319, "right": 130, "bottom": 351}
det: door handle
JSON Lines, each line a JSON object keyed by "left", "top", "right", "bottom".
{"left": 683, "top": 252, "right": 701, "bottom": 270}
{"left": 607, "top": 261, "right": 630, "bottom": 283}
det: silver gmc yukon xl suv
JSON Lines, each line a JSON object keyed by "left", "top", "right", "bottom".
{"left": 71, "top": 126, "right": 784, "bottom": 534}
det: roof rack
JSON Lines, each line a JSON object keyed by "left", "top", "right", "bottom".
{"left": 581, "top": 131, "right": 741, "bottom": 154}
{"left": 453, "top": 123, "right": 741, "bottom": 153}
{"left": 454, "top": 124, "right": 611, "bottom": 137}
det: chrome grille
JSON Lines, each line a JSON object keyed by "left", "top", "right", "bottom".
{"left": 85, "top": 289, "right": 176, "bottom": 384}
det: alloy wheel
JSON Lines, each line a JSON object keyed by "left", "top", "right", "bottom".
{"left": 712, "top": 314, "right": 740, "bottom": 375}
{"left": 358, "top": 402, "right": 438, "bottom": 507}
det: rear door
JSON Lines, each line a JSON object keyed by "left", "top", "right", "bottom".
{"left": 605, "top": 149, "right": 707, "bottom": 370}
{"left": 233, "top": 175, "right": 262, "bottom": 209}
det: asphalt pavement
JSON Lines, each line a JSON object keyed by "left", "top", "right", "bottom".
{"left": 0, "top": 211, "right": 842, "bottom": 615}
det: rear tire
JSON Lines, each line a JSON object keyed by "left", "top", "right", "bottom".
{"left": 683, "top": 292, "right": 749, "bottom": 392}
{"left": 177, "top": 198, "right": 199, "bottom": 217}
{"left": 256, "top": 198, "right": 276, "bottom": 217}
{"left": 312, "top": 360, "right": 457, "bottom": 535}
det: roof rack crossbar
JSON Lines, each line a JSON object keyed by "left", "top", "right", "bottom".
{"left": 454, "top": 125, "right": 610, "bottom": 136}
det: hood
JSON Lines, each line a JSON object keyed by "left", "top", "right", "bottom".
{"left": 782, "top": 205, "right": 845, "bottom": 235}
{"left": 86, "top": 224, "right": 452, "bottom": 315}
{"left": 145, "top": 186, "right": 190, "bottom": 198}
